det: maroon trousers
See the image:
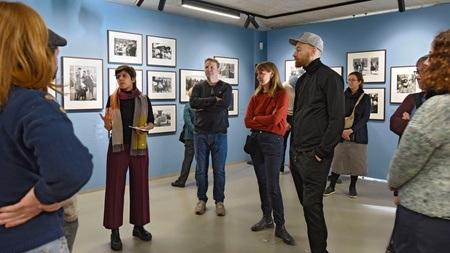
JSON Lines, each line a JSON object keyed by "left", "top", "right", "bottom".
{"left": 103, "top": 143, "right": 150, "bottom": 229}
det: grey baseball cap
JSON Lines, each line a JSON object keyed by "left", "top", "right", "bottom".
{"left": 289, "top": 32, "right": 323, "bottom": 52}
{"left": 48, "top": 29, "right": 67, "bottom": 48}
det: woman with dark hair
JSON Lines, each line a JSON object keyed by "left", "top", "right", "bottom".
{"left": 324, "top": 71, "right": 371, "bottom": 198}
{"left": 244, "top": 62, "right": 295, "bottom": 246}
{"left": 99, "top": 65, "right": 154, "bottom": 251}
{"left": 388, "top": 29, "right": 450, "bottom": 253}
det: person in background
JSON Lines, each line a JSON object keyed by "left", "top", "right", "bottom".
{"left": 390, "top": 55, "right": 429, "bottom": 140}
{"left": 323, "top": 72, "right": 370, "bottom": 199}
{"left": 288, "top": 32, "right": 345, "bottom": 253}
{"left": 280, "top": 75, "right": 298, "bottom": 173}
{"left": 172, "top": 86, "right": 196, "bottom": 187}
{"left": 244, "top": 62, "right": 295, "bottom": 245}
{"left": 190, "top": 58, "right": 232, "bottom": 216}
{"left": 99, "top": 65, "right": 154, "bottom": 251}
{"left": 388, "top": 29, "right": 450, "bottom": 253}
{"left": 385, "top": 55, "right": 429, "bottom": 253}
{"left": 0, "top": 2, "right": 93, "bottom": 252}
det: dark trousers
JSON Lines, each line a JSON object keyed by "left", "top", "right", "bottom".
{"left": 103, "top": 144, "right": 150, "bottom": 229}
{"left": 176, "top": 139, "right": 195, "bottom": 183}
{"left": 393, "top": 205, "right": 450, "bottom": 253}
{"left": 281, "top": 115, "right": 294, "bottom": 172}
{"left": 290, "top": 149, "right": 331, "bottom": 253}
{"left": 251, "top": 131, "right": 285, "bottom": 225}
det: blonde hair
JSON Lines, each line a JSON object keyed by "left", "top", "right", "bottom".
{"left": 254, "top": 62, "right": 284, "bottom": 97}
{"left": 0, "top": 2, "right": 55, "bottom": 108}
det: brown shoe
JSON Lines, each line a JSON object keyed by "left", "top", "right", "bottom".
{"left": 215, "top": 202, "right": 226, "bottom": 216}
{"left": 195, "top": 200, "right": 206, "bottom": 215}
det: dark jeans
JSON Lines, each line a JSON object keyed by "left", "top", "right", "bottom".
{"left": 393, "top": 205, "right": 450, "bottom": 253}
{"left": 176, "top": 139, "right": 195, "bottom": 184}
{"left": 281, "top": 115, "right": 294, "bottom": 172}
{"left": 194, "top": 132, "right": 227, "bottom": 203}
{"left": 290, "top": 149, "right": 331, "bottom": 253}
{"left": 251, "top": 131, "right": 285, "bottom": 225}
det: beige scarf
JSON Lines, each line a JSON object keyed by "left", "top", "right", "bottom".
{"left": 110, "top": 88, "right": 148, "bottom": 155}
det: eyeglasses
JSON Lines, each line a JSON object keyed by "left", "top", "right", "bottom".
{"left": 347, "top": 79, "right": 359, "bottom": 83}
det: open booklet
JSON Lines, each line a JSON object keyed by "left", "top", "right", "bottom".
{"left": 129, "top": 126, "right": 150, "bottom": 132}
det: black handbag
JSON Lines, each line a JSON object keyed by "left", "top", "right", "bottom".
{"left": 179, "top": 125, "right": 186, "bottom": 143}
{"left": 243, "top": 134, "right": 257, "bottom": 154}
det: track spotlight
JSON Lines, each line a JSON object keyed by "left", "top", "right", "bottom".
{"left": 398, "top": 0, "right": 405, "bottom": 12}
{"left": 158, "top": 0, "right": 166, "bottom": 11}
{"left": 250, "top": 15, "right": 259, "bottom": 29}
{"left": 243, "top": 15, "right": 259, "bottom": 29}
{"left": 134, "top": 0, "right": 144, "bottom": 7}
{"left": 244, "top": 16, "right": 251, "bottom": 28}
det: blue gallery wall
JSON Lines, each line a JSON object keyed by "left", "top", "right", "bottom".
{"left": 266, "top": 4, "right": 450, "bottom": 179}
{"left": 17, "top": 0, "right": 264, "bottom": 190}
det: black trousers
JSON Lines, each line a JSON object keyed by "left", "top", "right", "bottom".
{"left": 290, "top": 149, "right": 332, "bottom": 253}
{"left": 176, "top": 139, "right": 195, "bottom": 183}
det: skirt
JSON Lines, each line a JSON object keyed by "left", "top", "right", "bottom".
{"left": 331, "top": 141, "right": 368, "bottom": 176}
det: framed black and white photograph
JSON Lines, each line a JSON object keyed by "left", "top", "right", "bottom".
{"left": 147, "top": 35, "right": 176, "bottom": 67}
{"left": 390, "top": 66, "right": 420, "bottom": 103}
{"left": 330, "top": 66, "right": 343, "bottom": 76}
{"left": 214, "top": 56, "right": 238, "bottom": 85}
{"left": 108, "top": 68, "right": 143, "bottom": 96}
{"left": 62, "top": 57, "right": 103, "bottom": 110}
{"left": 147, "top": 70, "right": 176, "bottom": 100}
{"left": 148, "top": 104, "right": 176, "bottom": 134}
{"left": 107, "top": 30, "right": 142, "bottom": 65}
{"left": 179, "top": 69, "right": 206, "bottom": 102}
{"left": 285, "top": 60, "right": 305, "bottom": 82}
{"left": 364, "top": 88, "right": 385, "bottom": 121}
{"left": 347, "top": 50, "right": 386, "bottom": 83}
{"left": 229, "top": 89, "right": 239, "bottom": 116}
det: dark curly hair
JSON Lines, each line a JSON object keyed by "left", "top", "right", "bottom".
{"left": 422, "top": 29, "right": 450, "bottom": 94}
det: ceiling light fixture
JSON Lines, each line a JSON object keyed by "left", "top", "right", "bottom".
{"left": 158, "top": 0, "right": 166, "bottom": 11}
{"left": 134, "top": 0, "right": 144, "bottom": 7}
{"left": 243, "top": 15, "right": 259, "bottom": 29}
{"left": 181, "top": 0, "right": 241, "bottom": 20}
{"left": 398, "top": 0, "right": 405, "bottom": 12}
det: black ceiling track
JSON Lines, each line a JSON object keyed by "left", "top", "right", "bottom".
{"left": 185, "top": 0, "right": 373, "bottom": 19}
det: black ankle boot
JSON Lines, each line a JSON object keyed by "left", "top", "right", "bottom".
{"left": 110, "top": 229, "right": 122, "bottom": 251}
{"left": 133, "top": 225, "right": 152, "bottom": 241}
{"left": 251, "top": 213, "right": 274, "bottom": 231}
{"left": 275, "top": 225, "right": 296, "bottom": 245}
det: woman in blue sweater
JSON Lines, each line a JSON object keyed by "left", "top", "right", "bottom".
{"left": 0, "top": 2, "right": 93, "bottom": 252}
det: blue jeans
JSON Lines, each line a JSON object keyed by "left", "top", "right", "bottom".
{"left": 24, "top": 237, "right": 69, "bottom": 253}
{"left": 194, "top": 132, "right": 227, "bottom": 203}
{"left": 250, "top": 131, "right": 285, "bottom": 225}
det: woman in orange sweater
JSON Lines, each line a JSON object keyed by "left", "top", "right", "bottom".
{"left": 244, "top": 62, "right": 295, "bottom": 246}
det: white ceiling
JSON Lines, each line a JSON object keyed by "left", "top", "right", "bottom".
{"left": 106, "top": 0, "right": 450, "bottom": 31}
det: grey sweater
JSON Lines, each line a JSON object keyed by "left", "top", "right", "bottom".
{"left": 388, "top": 94, "right": 450, "bottom": 219}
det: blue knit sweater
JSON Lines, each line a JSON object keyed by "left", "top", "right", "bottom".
{"left": 0, "top": 86, "right": 93, "bottom": 252}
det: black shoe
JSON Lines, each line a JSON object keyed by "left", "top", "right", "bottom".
{"left": 349, "top": 186, "right": 358, "bottom": 199}
{"left": 171, "top": 181, "right": 185, "bottom": 188}
{"left": 133, "top": 226, "right": 152, "bottom": 241}
{"left": 275, "top": 225, "right": 296, "bottom": 246}
{"left": 110, "top": 229, "right": 122, "bottom": 251}
{"left": 251, "top": 214, "right": 274, "bottom": 231}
